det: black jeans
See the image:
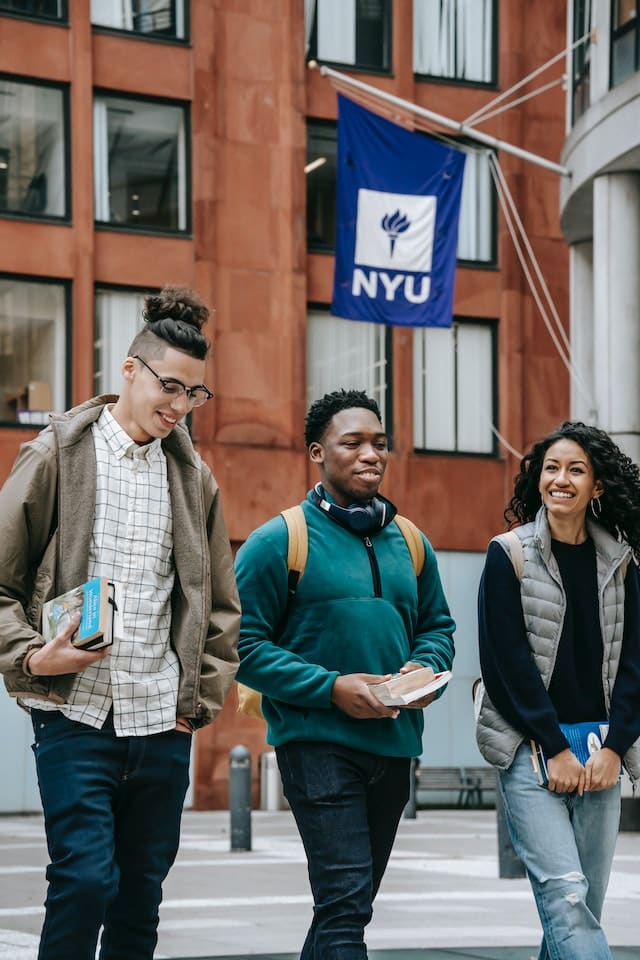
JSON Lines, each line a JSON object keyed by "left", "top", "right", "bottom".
{"left": 31, "top": 709, "right": 191, "bottom": 960}
{"left": 276, "top": 740, "right": 411, "bottom": 959}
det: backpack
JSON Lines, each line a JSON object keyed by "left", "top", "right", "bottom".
{"left": 236, "top": 506, "right": 426, "bottom": 720}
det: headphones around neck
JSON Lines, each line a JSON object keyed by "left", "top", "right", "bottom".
{"left": 311, "top": 483, "right": 387, "bottom": 533}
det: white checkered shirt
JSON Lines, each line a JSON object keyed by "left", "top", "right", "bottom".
{"left": 28, "top": 406, "right": 180, "bottom": 736}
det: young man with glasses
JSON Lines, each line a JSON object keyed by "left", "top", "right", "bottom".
{"left": 0, "top": 286, "right": 240, "bottom": 960}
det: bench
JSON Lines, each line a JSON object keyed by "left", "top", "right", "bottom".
{"left": 415, "top": 764, "right": 497, "bottom": 808}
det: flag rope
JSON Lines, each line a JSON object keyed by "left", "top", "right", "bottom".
{"left": 489, "top": 154, "right": 593, "bottom": 409}
{"left": 463, "top": 30, "right": 592, "bottom": 127}
{"left": 317, "top": 64, "right": 569, "bottom": 176}
{"left": 467, "top": 77, "right": 565, "bottom": 128}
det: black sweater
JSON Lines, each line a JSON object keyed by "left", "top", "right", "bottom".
{"left": 478, "top": 539, "right": 640, "bottom": 760}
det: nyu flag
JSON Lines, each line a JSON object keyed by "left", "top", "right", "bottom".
{"left": 332, "top": 95, "right": 466, "bottom": 328}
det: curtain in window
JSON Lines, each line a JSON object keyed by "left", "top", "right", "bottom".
{"left": 93, "top": 100, "right": 109, "bottom": 222}
{"left": 457, "top": 149, "right": 492, "bottom": 261}
{"left": 94, "top": 289, "right": 145, "bottom": 396}
{"left": 317, "top": 0, "right": 356, "bottom": 64}
{"left": 0, "top": 279, "right": 66, "bottom": 422}
{"left": 413, "top": 323, "right": 493, "bottom": 452}
{"left": 304, "top": 0, "right": 316, "bottom": 52}
{"left": 307, "top": 310, "right": 387, "bottom": 418}
{"left": 413, "top": 0, "right": 493, "bottom": 82}
{"left": 91, "top": 0, "right": 134, "bottom": 30}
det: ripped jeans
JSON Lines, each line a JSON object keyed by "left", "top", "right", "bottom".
{"left": 499, "top": 743, "right": 620, "bottom": 960}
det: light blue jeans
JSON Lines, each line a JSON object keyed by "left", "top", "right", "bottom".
{"left": 498, "top": 743, "right": 621, "bottom": 960}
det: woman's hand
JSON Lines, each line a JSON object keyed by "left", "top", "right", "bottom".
{"left": 546, "top": 748, "right": 586, "bottom": 795}
{"left": 584, "top": 747, "right": 621, "bottom": 791}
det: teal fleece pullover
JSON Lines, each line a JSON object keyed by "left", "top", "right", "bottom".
{"left": 235, "top": 493, "right": 455, "bottom": 758}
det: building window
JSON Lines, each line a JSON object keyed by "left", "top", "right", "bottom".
{"left": 307, "top": 308, "right": 391, "bottom": 428}
{"left": 572, "top": 0, "right": 592, "bottom": 121}
{"left": 413, "top": 319, "right": 496, "bottom": 454}
{"left": 94, "top": 94, "right": 188, "bottom": 232}
{"left": 307, "top": 121, "right": 338, "bottom": 252}
{"left": 94, "top": 287, "right": 147, "bottom": 396}
{"left": 413, "top": 0, "right": 496, "bottom": 84}
{"left": 0, "top": 77, "right": 68, "bottom": 220}
{"left": 457, "top": 148, "right": 495, "bottom": 264}
{"left": 305, "top": 0, "right": 391, "bottom": 73}
{"left": 0, "top": 276, "right": 68, "bottom": 426}
{"left": 0, "top": 0, "right": 65, "bottom": 20}
{"left": 611, "top": 0, "right": 639, "bottom": 87}
{"left": 90, "top": 0, "right": 186, "bottom": 40}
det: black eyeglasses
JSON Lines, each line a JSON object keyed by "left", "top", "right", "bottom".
{"left": 134, "top": 355, "right": 213, "bottom": 407}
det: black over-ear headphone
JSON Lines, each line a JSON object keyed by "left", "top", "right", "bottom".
{"left": 311, "top": 483, "right": 387, "bottom": 533}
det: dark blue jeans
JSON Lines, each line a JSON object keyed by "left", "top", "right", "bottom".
{"left": 31, "top": 709, "right": 191, "bottom": 960}
{"left": 276, "top": 741, "right": 411, "bottom": 960}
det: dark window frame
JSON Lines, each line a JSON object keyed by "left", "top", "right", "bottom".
{"left": 0, "top": 72, "right": 71, "bottom": 224}
{"left": 306, "top": 117, "right": 338, "bottom": 255}
{"left": 0, "top": 272, "right": 71, "bottom": 429}
{"left": 413, "top": 0, "right": 499, "bottom": 89}
{"left": 413, "top": 316, "right": 498, "bottom": 458}
{"left": 90, "top": 0, "right": 190, "bottom": 44}
{"left": 572, "top": 0, "right": 592, "bottom": 122}
{"left": 93, "top": 88, "right": 192, "bottom": 237}
{"left": 0, "top": 0, "right": 67, "bottom": 23}
{"left": 306, "top": 0, "right": 393, "bottom": 75}
{"left": 610, "top": 0, "right": 640, "bottom": 88}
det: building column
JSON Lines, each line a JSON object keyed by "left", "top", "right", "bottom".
{"left": 593, "top": 173, "right": 640, "bottom": 462}
{"left": 569, "top": 241, "right": 596, "bottom": 422}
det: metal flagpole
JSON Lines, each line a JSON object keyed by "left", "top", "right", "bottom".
{"left": 316, "top": 64, "right": 570, "bottom": 178}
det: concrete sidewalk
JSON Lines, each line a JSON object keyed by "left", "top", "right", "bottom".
{"left": 0, "top": 808, "right": 638, "bottom": 959}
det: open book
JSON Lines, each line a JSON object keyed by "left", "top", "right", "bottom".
{"left": 530, "top": 720, "right": 616, "bottom": 787}
{"left": 368, "top": 667, "right": 452, "bottom": 707}
{"left": 42, "top": 577, "right": 122, "bottom": 651}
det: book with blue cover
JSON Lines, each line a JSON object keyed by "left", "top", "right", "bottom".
{"left": 530, "top": 721, "right": 615, "bottom": 786}
{"left": 42, "top": 577, "right": 120, "bottom": 651}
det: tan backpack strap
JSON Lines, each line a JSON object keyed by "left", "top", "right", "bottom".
{"left": 238, "top": 505, "right": 308, "bottom": 720}
{"left": 394, "top": 515, "right": 425, "bottom": 577}
{"left": 281, "top": 505, "right": 308, "bottom": 581}
{"left": 494, "top": 530, "right": 524, "bottom": 581}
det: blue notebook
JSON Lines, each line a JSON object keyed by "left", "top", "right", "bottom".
{"left": 530, "top": 721, "right": 614, "bottom": 787}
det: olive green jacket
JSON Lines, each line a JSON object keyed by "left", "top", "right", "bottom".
{"left": 0, "top": 396, "right": 240, "bottom": 727}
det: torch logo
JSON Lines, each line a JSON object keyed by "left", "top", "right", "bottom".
{"left": 381, "top": 210, "right": 411, "bottom": 258}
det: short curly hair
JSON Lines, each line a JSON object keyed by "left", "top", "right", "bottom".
{"left": 128, "top": 286, "right": 210, "bottom": 361}
{"left": 304, "top": 389, "right": 382, "bottom": 447}
{"left": 505, "top": 420, "right": 640, "bottom": 554}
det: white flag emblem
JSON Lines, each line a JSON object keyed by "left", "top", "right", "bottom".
{"left": 354, "top": 189, "right": 437, "bottom": 272}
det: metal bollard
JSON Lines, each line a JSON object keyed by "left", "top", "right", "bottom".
{"left": 495, "top": 773, "right": 525, "bottom": 878}
{"left": 403, "top": 756, "right": 418, "bottom": 819}
{"left": 229, "top": 744, "right": 252, "bottom": 852}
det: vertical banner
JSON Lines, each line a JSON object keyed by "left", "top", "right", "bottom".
{"left": 331, "top": 94, "right": 466, "bottom": 328}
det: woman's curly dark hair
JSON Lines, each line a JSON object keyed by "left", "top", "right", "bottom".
{"left": 128, "top": 286, "right": 210, "bottom": 360}
{"left": 505, "top": 421, "right": 640, "bottom": 553}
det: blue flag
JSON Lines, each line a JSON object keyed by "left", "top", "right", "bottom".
{"left": 331, "top": 95, "right": 466, "bottom": 328}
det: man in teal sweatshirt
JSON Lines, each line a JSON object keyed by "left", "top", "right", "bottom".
{"left": 235, "top": 389, "right": 455, "bottom": 960}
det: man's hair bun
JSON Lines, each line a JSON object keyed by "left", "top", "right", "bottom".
{"left": 140, "top": 285, "right": 210, "bottom": 359}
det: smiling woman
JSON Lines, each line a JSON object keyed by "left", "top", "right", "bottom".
{"left": 476, "top": 420, "right": 640, "bottom": 960}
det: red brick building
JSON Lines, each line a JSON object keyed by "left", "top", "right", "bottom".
{"left": 0, "top": 0, "right": 569, "bottom": 811}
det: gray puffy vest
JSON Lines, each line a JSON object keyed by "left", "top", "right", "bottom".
{"left": 476, "top": 507, "right": 640, "bottom": 782}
